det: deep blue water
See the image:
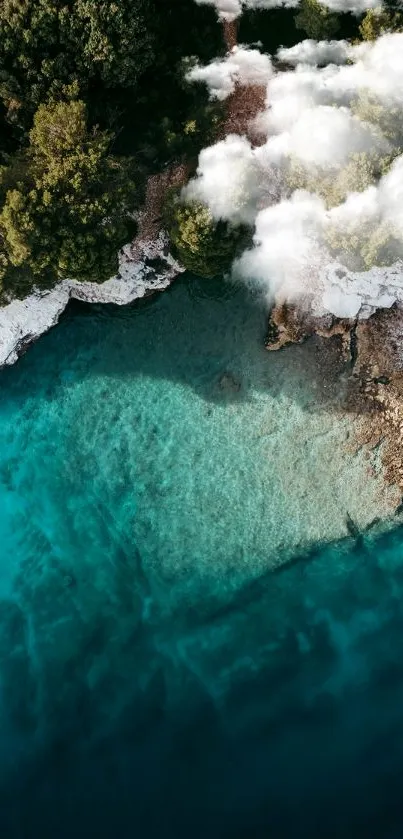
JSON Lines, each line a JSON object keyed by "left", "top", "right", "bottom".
{"left": 1, "top": 275, "right": 403, "bottom": 838}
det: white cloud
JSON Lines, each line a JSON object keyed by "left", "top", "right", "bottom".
{"left": 327, "top": 184, "right": 379, "bottom": 230}
{"left": 233, "top": 160, "right": 403, "bottom": 318}
{"left": 378, "top": 155, "right": 403, "bottom": 232}
{"left": 317, "top": 0, "right": 381, "bottom": 11}
{"left": 185, "top": 32, "right": 403, "bottom": 318}
{"left": 194, "top": 0, "right": 242, "bottom": 20}
{"left": 266, "top": 34, "right": 403, "bottom": 128}
{"left": 238, "top": 0, "right": 300, "bottom": 9}
{"left": 194, "top": 0, "right": 383, "bottom": 21}
{"left": 277, "top": 39, "right": 356, "bottom": 67}
{"left": 260, "top": 105, "right": 389, "bottom": 169}
{"left": 186, "top": 47, "right": 273, "bottom": 100}
{"left": 182, "top": 134, "right": 263, "bottom": 224}
{"left": 234, "top": 191, "right": 327, "bottom": 302}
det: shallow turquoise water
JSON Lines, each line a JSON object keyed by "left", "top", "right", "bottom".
{"left": 0, "top": 276, "right": 396, "bottom": 600}
{"left": 1, "top": 275, "right": 403, "bottom": 837}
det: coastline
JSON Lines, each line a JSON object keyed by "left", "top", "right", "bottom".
{"left": 1, "top": 24, "right": 403, "bottom": 504}
{"left": 2, "top": 221, "right": 403, "bottom": 505}
{"left": 0, "top": 231, "right": 184, "bottom": 368}
{"left": 266, "top": 297, "right": 403, "bottom": 494}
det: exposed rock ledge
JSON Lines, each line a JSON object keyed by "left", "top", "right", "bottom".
{"left": 0, "top": 232, "right": 184, "bottom": 368}
{"left": 266, "top": 298, "right": 403, "bottom": 492}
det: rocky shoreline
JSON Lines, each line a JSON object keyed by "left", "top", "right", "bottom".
{"left": 2, "top": 224, "right": 403, "bottom": 513}
{"left": 266, "top": 299, "right": 403, "bottom": 494}
{"left": 0, "top": 232, "right": 183, "bottom": 367}
{"left": 2, "top": 229, "right": 403, "bottom": 502}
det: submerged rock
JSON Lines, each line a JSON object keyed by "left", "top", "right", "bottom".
{"left": 218, "top": 371, "right": 242, "bottom": 393}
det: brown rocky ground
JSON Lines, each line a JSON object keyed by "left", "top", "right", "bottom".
{"left": 266, "top": 301, "right": 403, "bottom": 495}
{"left": 265, "top": 300, "right": 354, "bottom": 352}
{"left": 130, "top": 163, "right": 191, "bottom": 259}
{"left": 219, "top": 82, "right": 267, "bottom": 145}
{"left": 349, "top": 308, "right": 403, "bottom": 490}
{"left": 220, "top": 19, "right": 267, "bottom": 145}
{"left": 132, "top": 17, "right": 267, "bottom": 260}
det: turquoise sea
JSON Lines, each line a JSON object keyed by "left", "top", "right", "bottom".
{"left": 1, "top": 274, "right": 403, "bottom": 837}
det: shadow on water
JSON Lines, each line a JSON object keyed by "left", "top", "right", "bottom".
{"left": 2, "top": 273, "right": 403, "bottom": 837}
{"left": 2, "top": 522, "right": 403, "bottom": 837}
{"left": 0, "top": 273, "right": 347, "bottom": 410}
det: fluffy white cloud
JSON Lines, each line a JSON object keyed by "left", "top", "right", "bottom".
{"left": 195, "top": 0, "right": 382, "bottom": 21}
{"left": 233, "top": 160, "right": 403, "bottom": 318}
{"left": 259, "top": 105, "right": 389, "bottom": 169}
{"left": 234, "top": 191, "right": 327, "bottom": 301}
{"left": 263, "top": 34, "right": 403, "bottom": 135}
{"left": 194, "top": 0, "right": 242, "bottom": 20}
{"left": 182, "top": 135, "right": 263, "bottom": 224}
{"left": 186, "top": 47, "right": 273, "bottom": 100}
{"left": 316, "top": 0, "right": 380, "bottom": 11}
{"left": 185, "top": 32, "right": 403, "bottom": 318}
{"left": 378, "top": 155, "right": 403, "bottom": 232}
{"left": 277, "top": 39, "right": 355, "bottom": 66}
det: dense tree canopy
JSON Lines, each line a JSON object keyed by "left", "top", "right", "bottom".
{"left": 0, "top": 0, "right": 155, "bottom": 130}
{"left": 164, "top": 196, "right": 250, "bottom": 279}
{"left": 359, "top": 6, "right": 403, "bottom": 40}
{"left": 294, "top": 0, "right": 340, "bottom": 40}
{"left": 0, "top": 0, "right": 222, "bottom": 296}
{"left": 0, "top": 99, "right": 137, "bottom": 296}
{"left": 0, "top": 0, "right": 222, "bottom": 151}
{"left": 3, "top": 0, "right": 401, "bottom": 299}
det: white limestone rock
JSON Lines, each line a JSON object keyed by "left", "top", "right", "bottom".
{"left": 0, "top": 233, "right": 183, "bottom": 367}
{"left": 317, "top": 260, "right": 403, "bottom": 320}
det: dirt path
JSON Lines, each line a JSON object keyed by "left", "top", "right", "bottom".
{"left": 223, "top": 19, "right": 238, "bottom": 49}
{"left": 130, "top": 162, "right": 192, "bottom": 257}
{"left": 131, "top": 18, "right": 267, "bottom": 256}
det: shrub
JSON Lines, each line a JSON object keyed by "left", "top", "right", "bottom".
{"left": 164, "top": 194, "right": 250, "bottom": 279}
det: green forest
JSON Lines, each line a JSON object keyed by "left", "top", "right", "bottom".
{"left": 0, "top": 0, "right": 402, "bottom": 298}
{"left": 0, "top": 0, "right": 224, "bottom": 297}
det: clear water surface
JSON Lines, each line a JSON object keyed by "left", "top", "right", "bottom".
{"left": 0, "top": 275, "right": 403, "bottom": 838}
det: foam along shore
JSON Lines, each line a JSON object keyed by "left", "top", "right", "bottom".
{"left": 0, "top": 232, "right": 184, "bottom": 368}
